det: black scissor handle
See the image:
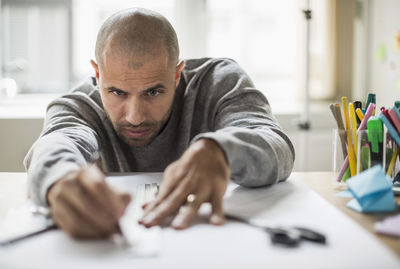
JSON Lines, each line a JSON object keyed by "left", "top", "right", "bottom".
{"left": 293, "top": 227, "right": 327, "bottom": 244}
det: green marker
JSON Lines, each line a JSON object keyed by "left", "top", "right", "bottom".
{"left": 395, "top": 100, "right": 400, "bottom": 109}
{"left": 360, "top": 144, "right": 371, "bottom": 172}
{"left": 367, "top": 117, "right": 383, "bottom": 167}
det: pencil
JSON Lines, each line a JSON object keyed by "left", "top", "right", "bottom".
{"left": 330, "top": 103, "right": 347, "bottom": 158}
{"left": 349, "top": 103, "right": 358, "bottom": 157}
{"left": 347, "top": 131, "right": 357, "bottom": 176}
{"left": 341, "top": 97, "right": 357, "bottom": 176}
{"left": 341, "top": 97, "right": 350, "bottom": 131}
{"left": 387, "top": 146, "right": 398, "bottom": 176}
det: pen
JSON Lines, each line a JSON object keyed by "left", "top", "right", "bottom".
{"left": 0, "top": 225, "right": 56, "bottom": 247}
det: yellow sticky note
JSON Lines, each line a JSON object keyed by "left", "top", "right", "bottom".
{"left": 376, "top": 44, "right": 387, "bottom": 62}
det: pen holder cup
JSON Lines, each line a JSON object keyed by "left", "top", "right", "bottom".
{"left": 333, "top": 127, "right": 399, "bottom": 185}
{"left": 383, "top": 131, "right": 400, "bottom": 180}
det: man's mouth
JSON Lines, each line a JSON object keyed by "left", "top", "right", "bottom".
{"left": 122, "top": 128, "right": 151, "bottom": 139}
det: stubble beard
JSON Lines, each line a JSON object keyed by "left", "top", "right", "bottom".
{"left": 106, "top": 106, "right": 173, "bottom": 148}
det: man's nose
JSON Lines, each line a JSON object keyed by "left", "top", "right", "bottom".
{"left": 125, "top": 98, "right": 146, "bottom": 126}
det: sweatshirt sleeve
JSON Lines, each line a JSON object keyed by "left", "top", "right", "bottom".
{"left": 24, "top": 103, "right": 100, "bottom": 207}
{"left": 192, "top": 59, "right": 295, "bottom": 187}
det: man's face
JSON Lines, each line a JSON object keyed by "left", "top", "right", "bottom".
{"left": 92, "top": 49, "right": 183, "bottom": 147}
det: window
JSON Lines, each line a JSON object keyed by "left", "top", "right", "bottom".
{"left": 1, "top": 0, "right": 72, "bottom": 93}
{"left": 1, "top": 0, "right": 332, "bottom": 103}
{"left": 207, "top": 0, "right": 300, "bottom": 104}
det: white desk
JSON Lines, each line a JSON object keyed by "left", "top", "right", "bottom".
{"left": 0, "top": 172, "right": 399, "bottom": 269}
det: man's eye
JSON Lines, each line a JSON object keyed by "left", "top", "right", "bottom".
{"left": 148, "top": 89, "right": 160, "bottom": 97}
{"left": 110, "top": 89, "right": 125, "bottom": 96}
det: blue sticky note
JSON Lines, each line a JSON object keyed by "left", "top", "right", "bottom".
{"left": 337, "top": 190, "right": 353, "bottom": 198}
{"left": 346, "top": 165, "right": 397, "bottom": 213}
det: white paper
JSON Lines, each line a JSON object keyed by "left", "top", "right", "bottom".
{"left": 0, "top": 173, "right": 399, "bottom": 269}
{"left": 107, "top": 173, "right": 162, "bottom": 257}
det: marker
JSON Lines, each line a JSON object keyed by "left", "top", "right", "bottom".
{"left": 360, "top": 144, "right": 371, "bottom": 172}
{"left": 365, "top": 93, "right": 376, "bottom": 114}
{"left": 379, "top": 113, "right": 400, "bottom": 148}
{"left": 388, "top": 107, "right": 400, "bottom": 134}
{"left": 367, "top": 117, "right": 383, "bottom": 167}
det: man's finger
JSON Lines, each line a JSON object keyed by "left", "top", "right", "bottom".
{"left": 139, "top": 186, "right": 190, "bottom": 227}
{"left": 209, "top": 191, "right": 225, "bottom": 226}
{"left": 118, "top": 192, "right": 132, "bottom": 208}
{"left": 77, "top": 165, "right": 126, "bottom": 218}
{"left": 141, "top": 168, "right": 192, "bottom": 219}
{"left": 149, "top": 163, "right": 186, "bottom": 205}
{"left": 60, "top": 180, "right": 119, "bottom": 233}
{"left": 52, "top": 197, "right": 106, "bottom": 239}
{"left": 140, "top": 175, "right": 207, "bottom": 228}
{"left": 171, "top": 194, "right": 204, "bottom": 230}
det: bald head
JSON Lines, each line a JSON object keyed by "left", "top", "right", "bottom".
{"left": 95, "top": 8, "right": 179, "bottom": 68}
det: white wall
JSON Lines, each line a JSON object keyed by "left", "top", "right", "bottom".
{"left": 0, "top": 98, "right": 335, "bottom": 172}
{"left": 366, "top": 0, "right": 400, "bottom": 106}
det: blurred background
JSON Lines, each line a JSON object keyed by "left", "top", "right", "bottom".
{"left": 0, "top": 0, "right": 399, "bottom": 172}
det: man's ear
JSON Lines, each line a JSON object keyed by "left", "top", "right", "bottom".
{"left": 175, "top": 60, "right": 185, "bottom": 88}
{"left": 90, "top": 60, "right": 100, "bottom": 81}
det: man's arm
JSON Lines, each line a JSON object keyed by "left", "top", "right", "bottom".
{"left": 193, "top": 92, "right": 295, "bottom": 188}
{"left": 24, "top": 104, "right": 99, "bottom": 206}
{"left": 192, "top": 58, "right": 295, "bottom": 187}
{"left": 24, "top": 102, "right": 131, "bottom": 238}
{"left": 140, "top": 58, "right": 295, "bottom": 229}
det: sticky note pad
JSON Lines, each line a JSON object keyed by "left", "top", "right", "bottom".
{"left": 346, "top": 165, "right": 397, "bottom": 213}
{"left": 374, "top": 214, "right": 400, "bottom": 237}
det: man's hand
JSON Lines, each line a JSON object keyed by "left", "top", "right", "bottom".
{"left": 139, "top": 139, "right": 231, "bottom": 229}
{"left": 47, "top": 165, "right": 131, "bottom": 239}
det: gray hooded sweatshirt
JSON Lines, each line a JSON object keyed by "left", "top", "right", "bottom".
{"left": 24, "top": 58, "right": 295, "bottom": 207}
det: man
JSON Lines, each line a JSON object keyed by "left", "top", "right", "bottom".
{"left": 24, "top": 8, "right": 295, "bottom": 239}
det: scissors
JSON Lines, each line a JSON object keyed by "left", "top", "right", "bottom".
{"left": 225, "top": 214, "right": 327, "bottom": 247}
